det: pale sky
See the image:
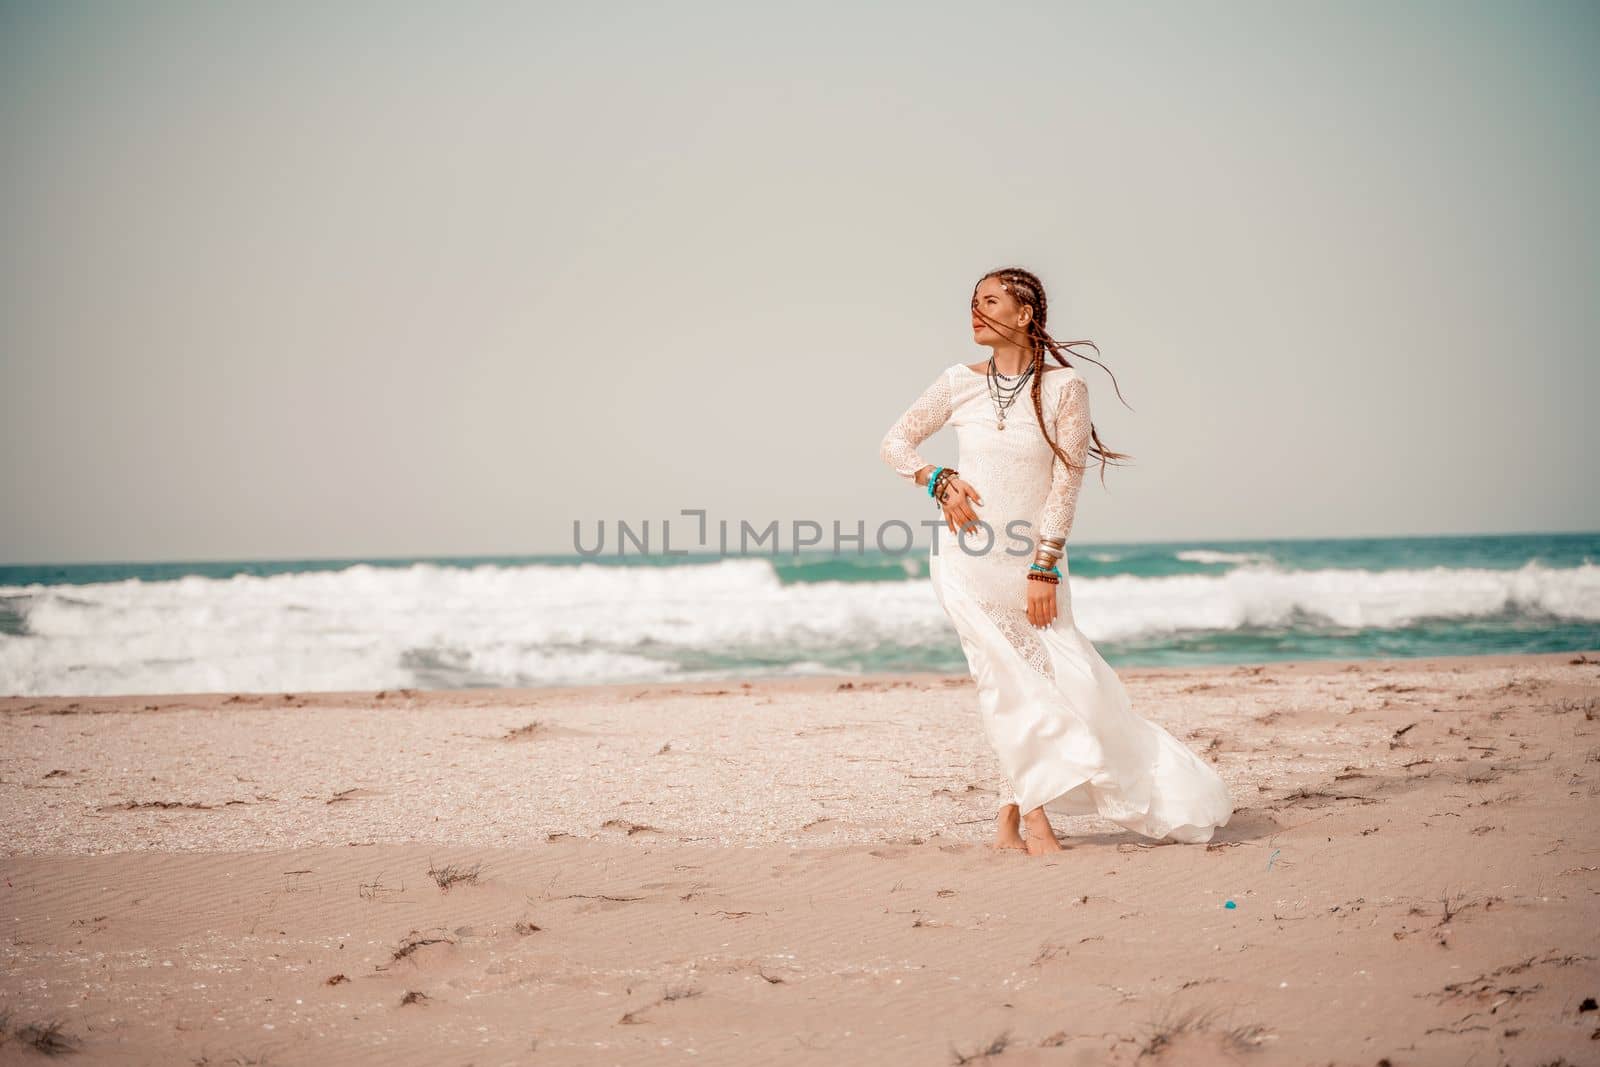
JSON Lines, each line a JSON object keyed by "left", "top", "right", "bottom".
{"left": 2, "top": 0, "right": 1595, "bottom": 565}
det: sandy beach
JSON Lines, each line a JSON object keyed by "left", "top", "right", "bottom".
{"left": 2, "top": 650, "right": 1598, "bottom": 1064}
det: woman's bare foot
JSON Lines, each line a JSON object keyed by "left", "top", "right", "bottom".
{"left": 1022, "top": 808, "right": 1066, "bottom": 855}
{"left": 993, "top": 803, "right": 1026, "bottom": 852}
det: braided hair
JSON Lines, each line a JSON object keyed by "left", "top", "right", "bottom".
{"left": 971, "top": 266, "right": 1132, "bottom": 485}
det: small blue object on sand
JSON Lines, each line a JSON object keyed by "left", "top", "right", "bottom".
{"left": 1224, "top": 899, "right": 1237, "bottom": 909}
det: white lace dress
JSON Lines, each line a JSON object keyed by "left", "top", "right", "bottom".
{"left": 880, "top": 362, "right": 1234, "bottom": 843}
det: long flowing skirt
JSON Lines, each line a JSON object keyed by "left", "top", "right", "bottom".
{"left": 930, "top": 549, "right": 1233, "bottom": 843}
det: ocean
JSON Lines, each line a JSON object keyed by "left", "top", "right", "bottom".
{"left": 2, "top": 532, "right": 1596, "bottom": 697}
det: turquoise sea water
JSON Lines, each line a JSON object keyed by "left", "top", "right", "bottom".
{"left": 2, "top": 532, "right": 1596, "bottom": 696}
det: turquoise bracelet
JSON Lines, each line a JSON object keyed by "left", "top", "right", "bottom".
{"left": 1029, "top": 562, "right": 1061, "bottom": 576}
{"left": 926, "top": 466, "right": 944, "bottom": 499}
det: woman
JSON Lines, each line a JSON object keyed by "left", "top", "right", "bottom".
{"left": 879, "top": 267, "right": 1234, "bottom": 855}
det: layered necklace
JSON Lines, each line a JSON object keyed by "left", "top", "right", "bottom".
{"left": 985, "top": 354, "right": 1034, "bottom": 431}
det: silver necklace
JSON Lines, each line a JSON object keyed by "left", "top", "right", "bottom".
{"left": 986, "top": 356, "right": 1033, "bottom": 430}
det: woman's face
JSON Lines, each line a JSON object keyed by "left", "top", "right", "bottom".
{"left": 970, "top": 276, "right": 1024, "bottom": 344}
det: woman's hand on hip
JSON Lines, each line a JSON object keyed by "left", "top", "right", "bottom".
{"left": 939, "top": 477, "right": 983, "bottom": 536}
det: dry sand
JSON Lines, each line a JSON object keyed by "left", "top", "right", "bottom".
{"left": 2, "top": 651, "right": 1598, "bottom": 1064}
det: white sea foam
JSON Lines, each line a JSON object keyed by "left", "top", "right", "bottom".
{"left": 1072, "top": 560, "right": 1600, "bottom": 642}
{"left": 1, "top": 558, "right": 1595, "bottom": 696}
{"left": 1174, "top": 549, "right": 1274, "bottom": 566}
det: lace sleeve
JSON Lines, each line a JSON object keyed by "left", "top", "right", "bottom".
{"left": 879, "top": 367, "right": 954, "bottom": 486}
{"left": 1040, "top": 374, "right": 1092, "bottom": 543}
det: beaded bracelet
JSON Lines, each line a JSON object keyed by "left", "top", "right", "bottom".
{"left": 929, "top": 467, "right": 958, "bottom": 507}
{"left": 926, "top": 466, "right": 944, "bottom": 499}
